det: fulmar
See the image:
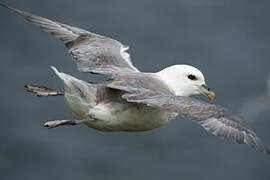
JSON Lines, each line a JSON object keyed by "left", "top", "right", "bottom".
{"left": 1, "top": 3, "right": 269, "bottom": 155}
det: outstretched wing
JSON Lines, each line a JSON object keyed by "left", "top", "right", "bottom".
{"left": 104, "top": 69, "right": 270, "bottom": 155}
{"left": 122, "top": 94, "right": 269, "bottom": 154}
{"left": 0, "top": 3, "right": 139, "bottom": 74}
{"left": 107, "top": 73, "right": 269, "bottom": 155}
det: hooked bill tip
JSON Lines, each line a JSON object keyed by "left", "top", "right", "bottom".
{"left": 209, "top": 91, "right": 215, "bottom": 101}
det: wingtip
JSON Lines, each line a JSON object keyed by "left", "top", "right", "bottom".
{"left": 264, "top": 147, "right": 270, "bottom": 156}
{"left": 0, "top": 2, "right": 29, "bottom": 17}
{"left": 0, "top": 2, "right": 14, "bottom": 10}
{"left": 0, "top": 2, "right": 8, "bottom": 8}
{"left": 254, "top": 143, "right": 270, "bottom": 156}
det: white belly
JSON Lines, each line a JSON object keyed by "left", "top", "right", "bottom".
{"left": 84, "top": 103, "right": 178, "bottom": 132}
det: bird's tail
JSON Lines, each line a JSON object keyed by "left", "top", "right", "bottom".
{"left": 50, "top": 66, "right": 97, "bottom": 107}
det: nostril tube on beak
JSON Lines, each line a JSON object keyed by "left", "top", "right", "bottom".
{"left": 202, "top": 84, "right": 210, "bottom": 91}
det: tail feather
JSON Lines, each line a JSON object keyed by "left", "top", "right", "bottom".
{"left": 50, "top": 66, "right": 71, "bottom": 82}
{"left": 25, "top": 66, "right": 97, "bottom": 119}
{"left": 51, "top": 66, "right": 97, "bottom": 105}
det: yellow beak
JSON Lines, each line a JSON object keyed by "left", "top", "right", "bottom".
{"left": 198, "top": 84, "right": 215, "bottom": 101}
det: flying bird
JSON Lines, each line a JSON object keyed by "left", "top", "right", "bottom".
{"left": 1, "top": 3, "right": 269, "bottom": 155}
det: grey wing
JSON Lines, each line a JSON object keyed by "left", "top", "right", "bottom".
{"left": 122, "top": 94, "right": 270, "bottom": 155}
{"left": 106, "top": 72, "right": 269, "bottom": 155}
{"left": 0, "top": 3, "right": 139, "bottom": 74}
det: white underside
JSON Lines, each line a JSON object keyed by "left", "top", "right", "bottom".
{"left": 85, "top": 103, "right": 178, "bottom": 131}
{"left": 65, "top": 92, "right": 178, "bottom": 131}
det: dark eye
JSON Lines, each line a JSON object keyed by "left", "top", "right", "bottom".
{"left": 188, "top": 74, "right": 197, "bottom": 80}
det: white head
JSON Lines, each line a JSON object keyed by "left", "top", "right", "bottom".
{"left": 156, "top": 65, "right": 215, "bottom": 100}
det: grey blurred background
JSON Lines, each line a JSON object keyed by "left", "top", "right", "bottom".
{"left": 0, "top": 0, "right": 270, "bottom": 179}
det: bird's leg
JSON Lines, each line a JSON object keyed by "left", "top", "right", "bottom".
{"left": 44, "top": 119, "right": 95, "bottom": 129}
{"left": 24, "top": 84, "right": 63, "bottom": 97}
